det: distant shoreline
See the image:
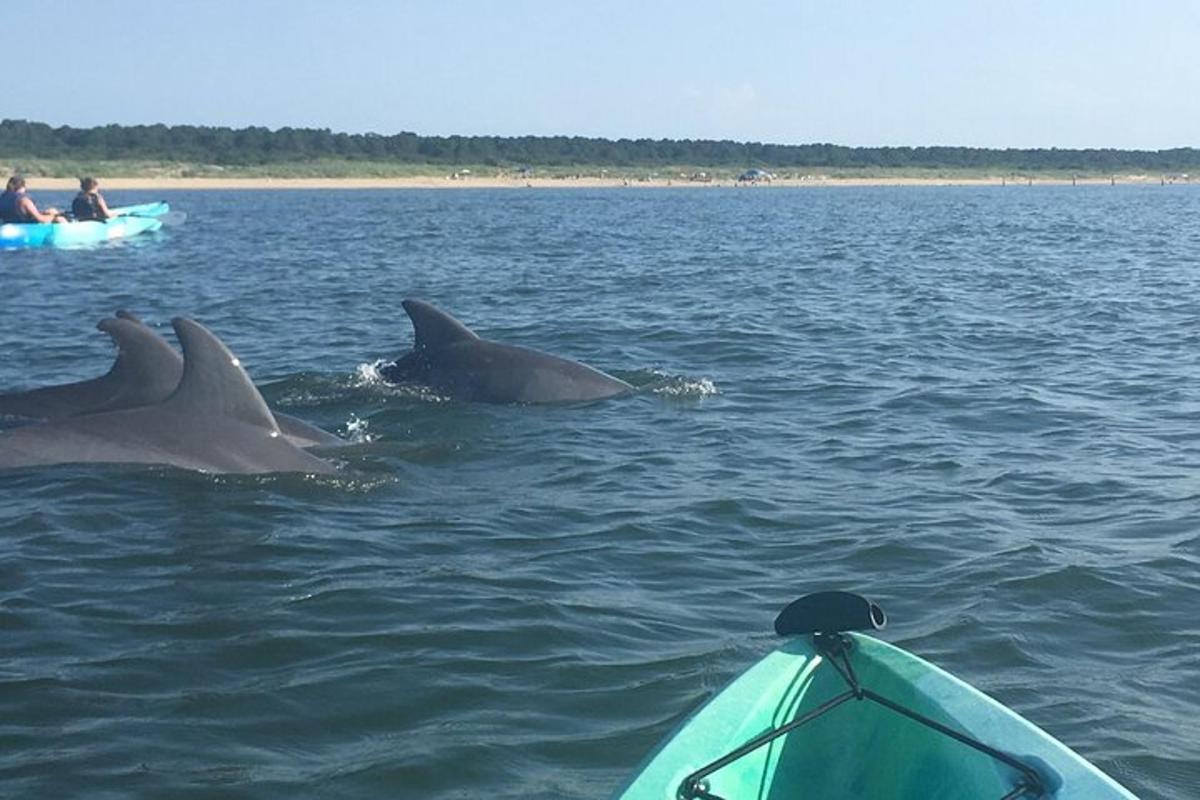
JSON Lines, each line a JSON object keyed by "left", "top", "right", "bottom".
{"left": 23, "top": 174, "right": 1191, "bottom": 191}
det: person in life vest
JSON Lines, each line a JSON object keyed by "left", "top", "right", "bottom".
{"left": 71, "top": 177, "right": 116, "bottom": 221}
{"left": 0, "top": 176, "right": 67, "bottom": 223}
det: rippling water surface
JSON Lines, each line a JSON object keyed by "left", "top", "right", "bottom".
{"left": 2, "top": 186, "right": 1198, "bottom": 799}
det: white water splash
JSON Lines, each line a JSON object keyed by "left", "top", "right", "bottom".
{"left": 350, "top": 361, "right": 451, "bottom": 402}
{"left": 353, "top": 360, "right": 388, "bottom": 387}
{"left": 343, "top": 414, "right": 373, "bottom": 444}
{"left": 648, "top": 373, "right": 720, "bottom": 397}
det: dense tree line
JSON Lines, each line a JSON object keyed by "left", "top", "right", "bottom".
{"left": 1, "top": 118, "right": 1197, "bottom": 172}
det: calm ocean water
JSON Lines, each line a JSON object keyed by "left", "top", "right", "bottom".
{"left": 1, "top": 185, "right": 1198, "bottom": 799}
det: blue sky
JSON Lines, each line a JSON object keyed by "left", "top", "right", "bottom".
{"left": 9, "top": 1, "right": 1198, "bottom": 148}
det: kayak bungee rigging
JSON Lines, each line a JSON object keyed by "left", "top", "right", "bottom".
{"left": 613, "top": 591, "right": 1138, "bottom": 800}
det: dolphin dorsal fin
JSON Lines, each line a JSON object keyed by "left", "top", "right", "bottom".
{"left": 403, "top": 299, "right": 479, "bottom": 350}
{"left": 164, "top": 318, "right": 280, "bottom": 431}
{"left": 98, "top": 316, "right": 184, "bottom": 403}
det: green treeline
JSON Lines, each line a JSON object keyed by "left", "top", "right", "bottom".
{"left": 2, "top": 118, "right": 1198, "bottom": 173}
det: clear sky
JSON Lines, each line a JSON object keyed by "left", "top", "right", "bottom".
{"left": 9, "top": 1, "right": 1198, "bottom": 149}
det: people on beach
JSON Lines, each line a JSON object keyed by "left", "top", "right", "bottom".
{"left": 71, "top": 177, "right": 115, "bottom": 221}
{"left": 0, "top": 176, "right": 67, "bottom": 223}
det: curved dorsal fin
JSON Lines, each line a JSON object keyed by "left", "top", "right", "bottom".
{"left": 403, "top": 299, "right": 479, "bottom": 350}
{"left": 97, "top": 316, "right": 184, "bottom": 404}
{"left": 164, "top": 318, "right": 279, "bottom": 430}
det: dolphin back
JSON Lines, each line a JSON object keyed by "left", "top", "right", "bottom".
{"left": 429, "top": 340, "right": 632, "bottom": 403}
{"left": 0, "top": 319, "right": 337, "bottom": 475}
{"left": 0, "top": 375, "right": 115, "bottom": 419}
{"left": 274, "top": 413, "right": 346, "bottom": 448}
{"left": 383, "top": 299, "right": 632, "bottom": 404}
{"left": 0, "top": 315, "right": 183, "bottom": 419}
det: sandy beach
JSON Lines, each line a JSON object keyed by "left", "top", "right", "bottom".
{"left": 23, "top": 174, "right": 1180, "bottom": 191}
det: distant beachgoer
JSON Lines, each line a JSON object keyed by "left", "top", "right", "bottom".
{"left": 0, "top": 176, "right": 66, "bottom": 223}
{"left": 72, "top": 177, "right": 115, "bottom": 221}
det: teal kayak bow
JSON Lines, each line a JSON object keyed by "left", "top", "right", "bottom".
{"left": 613, "top": 592, "right": 1137, "bottom": 799}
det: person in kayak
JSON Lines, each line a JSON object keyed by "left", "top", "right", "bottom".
{"left": 71, "top": 177, "right": 115, "bottom": 221}
{"left": 0, "top": 176, "right": 66, "bottom": 224}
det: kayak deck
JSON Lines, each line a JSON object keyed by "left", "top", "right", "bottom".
{"left": 614, "top": 633, "right": 1136, "bottom": 799}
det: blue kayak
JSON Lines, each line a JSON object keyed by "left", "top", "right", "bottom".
{"left": 614, "top": 593, "right": 1138, "bottom": 800}
{"left": 0, "top": 201, "right": 169, "bottom": 249}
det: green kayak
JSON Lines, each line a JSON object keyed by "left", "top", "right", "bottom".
{"left": 613, "top": 593, "right": 1137, "bottom": 800}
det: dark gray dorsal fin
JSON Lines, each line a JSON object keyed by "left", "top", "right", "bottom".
{"left": 115, "top": 309, "right": 143, "bottom": 324}
{"left": 97, "top": 316, "right": 184, "bottom": 405}
{"left": 165, "top": 318, "right": 280, "bottom": 431}
{"left": 403, "top": 299, "right": 479, "bottom": 350}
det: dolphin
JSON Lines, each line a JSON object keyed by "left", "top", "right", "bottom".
{"left": 0, "top": 318, "right": 337, "bottom": 475}
{"left": 0, "top": 311, "right": 179, "bottom": 419}
{"left": 379, "top": 299, "right": 633, "bottom": 404}
{"left": 0, "top": 311, "right": 343, "bottom": 449}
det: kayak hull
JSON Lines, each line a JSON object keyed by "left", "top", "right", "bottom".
{"left": 0, "top": 201, "right": 168, "bottom": 249}
{"left": 614, "top": 633, "right": 1137, "bottom": 800}
{"left": 0, "top": 222, "right": 52, "bottom": 248}
{"left": 47, "top": 215, "right": 162, "bottom": 248}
